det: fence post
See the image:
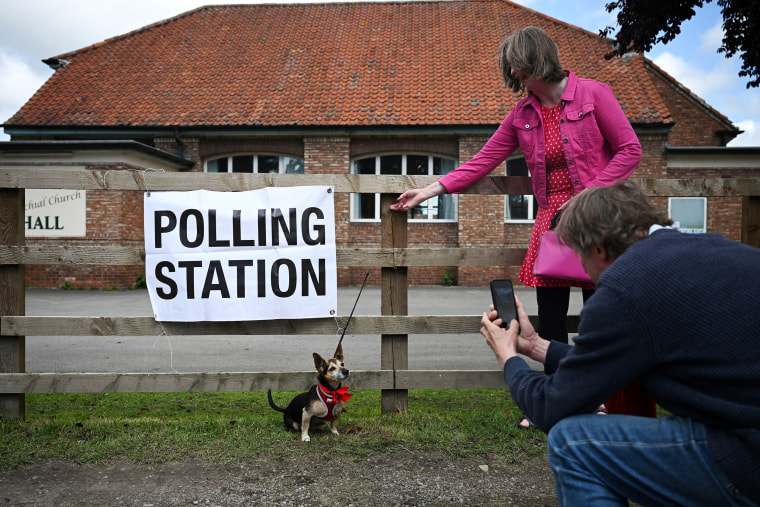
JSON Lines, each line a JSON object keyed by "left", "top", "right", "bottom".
{"left": 380, "top": 194, "right": 408, "bottom": 414}
{"left": 0, "top": 188, "right": 26, "bottom": 420}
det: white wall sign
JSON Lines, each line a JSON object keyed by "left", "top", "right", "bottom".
{"left": 144, "top": 187, "right": 337, "bottom": 322}
{"left": 25, "top": 189, "right": 87, "bottom": 237}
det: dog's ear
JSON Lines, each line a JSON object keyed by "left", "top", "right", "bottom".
{"left": 313, "top": 353, "right": 326, "bottom": 372}
{"left": 333, "top": 343, "right": 344, "bottom": 361}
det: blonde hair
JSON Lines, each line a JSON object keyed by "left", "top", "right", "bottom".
{"left": 499, "top": 26, "right": 565, "bottom": 93}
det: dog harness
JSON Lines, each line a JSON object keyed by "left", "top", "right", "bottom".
{"left": 316, "top": 383, "right": 352, "bottom": 421}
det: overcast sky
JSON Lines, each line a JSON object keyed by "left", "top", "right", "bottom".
{"left": 1, "top": 0, "right": 757, "bottom": 146}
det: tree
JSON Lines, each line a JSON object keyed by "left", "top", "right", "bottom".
{"left": 600, "top": 0, "right": 759, "bottom": 88}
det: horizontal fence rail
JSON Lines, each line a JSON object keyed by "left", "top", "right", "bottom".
{"left": 0, "top": 370, "right": 507, "bottom": 394}
{"left": 0, "top": 246, "right": 528, "bottom": 267}
{"left": 1, "top": 169, "right": 756, "bottom": 416}
{"left": 0, "top": 315, "right": 570, "bottom": 337}
{"left": 1, "top": 169, "right": 532, "bottom": 194}
{"left": 3, "top": 168, "right": 760, "bottom": 195}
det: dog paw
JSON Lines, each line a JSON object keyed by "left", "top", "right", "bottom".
{"left": 302, "top": 435, "right": 311, "bottom": 442}
{"left": 331, "top": 429, "right": 340, "bottom": 436}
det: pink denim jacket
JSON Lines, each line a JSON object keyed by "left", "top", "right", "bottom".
{"left": 438, "top": 70, "right": 642, "bottom": 208}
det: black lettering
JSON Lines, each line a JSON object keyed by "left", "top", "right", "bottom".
{"left": 228, "top": 259, "right": 253, "bottom": 298}
{"left": 302, "top": 207, "right": 325, "bottom": 245}
{"left": 179, "top": 209, "right": 204, "bottom": 248}
{"left": 258, "top": 209, "right": 267, "bottom": 246}
{"left": 257, "top": 259, "right": 266, "bottom": 297}
{"left": 302, "top": 258, "right": 326, "bottom": 296}
{"left": 208, "top": 209, "right": 230, "bottom": 247}
{"left": 155, "top": 261, "right": 178, "bottom": 299}
{"left": 154, "top": 210, "right": 176, "bottom": 248}
{"left": 202, "top": 260, "right": 230, "bottom": 298}
{"left": 178, "top": 260, "right": 202, "bottom": 299}
{"left": 233, "top": 210, "right": 256, "bottom": 247}
{"left": 271, "top": 208, "right": 298, "bottom": 246}
{"left": 271, "top": 259, "right": 296, "bottom": 297}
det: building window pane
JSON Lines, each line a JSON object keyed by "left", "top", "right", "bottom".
{"left": 410, "top": 155, "right": 431, "bottom": 219}
{"left": 380, "top": 155, "right": 402, "bottom": 175}
{"left": 352, "top": 158, "right": 377, "bottom": 220}
{"left": 204, "top": 154, "right": 304, "bottom": 175}
{"left": 505, "top": 157, "right": 537, "bottom": 222}
{"left": 508, "top": 195, "right": 530, "bottom": 219}
{"left": 670, "top": 197, "right": 707, "bottom": 233}
{"left": 258, "top": 155, "right": 279, "bottom": 174}
{"left": 207, "top": 158, "right": 227, "bottom": 173}
{"left": 407, "top": 155, "right": 428, "bottom": 176}
{"left": 284, "top": 157, "right": 304, "bottom": 174}
{"left": 351, "top": 154, "right": 457, "bottom": 222}
{"left": 354, "top": 158, "right": 376, "bottom": 175}
{"left": 232, "top": 155, "right": 254, "bottom": 173}
{"left": 433, "top": 158, "right": 456, "bottom": 220}
{"left": 355, "top": 194, "right": 377, "bottom": 219}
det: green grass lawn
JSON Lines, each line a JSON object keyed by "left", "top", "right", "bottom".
{"left": 0, "top": 389, "right": 547, "bottom": 471}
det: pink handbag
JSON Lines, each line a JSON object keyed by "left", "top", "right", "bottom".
{"left": 532, "top": 230, "right": 591, "bottom": 282}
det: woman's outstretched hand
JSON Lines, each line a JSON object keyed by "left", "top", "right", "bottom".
{"left": 390, "top": 182, "right": 446, "bottom": 211}
{"left": 390, "top": 188, "right": 425, "bottom": 211}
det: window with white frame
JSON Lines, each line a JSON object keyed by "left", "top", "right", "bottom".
{"left": 351, "top": 154, "right": 458, "bottom": 221}
{"left": 205, "top": 154, "right": 304, "bottom": 174}
{"left": 505, "top": 156, "right": 537, "bottom": 222}
{"left": 669, "top": 197, "right": 707, "bottom": 233}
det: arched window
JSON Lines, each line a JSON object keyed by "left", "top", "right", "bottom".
{"left": 205, "top": 154, "right": 304, "bottom": 174}
{"left": 351, "top": 154, "right": 457, "bottom": 222}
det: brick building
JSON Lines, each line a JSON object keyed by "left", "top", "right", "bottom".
{"left": 1, "top": 0, "right": 753, "bottom": 289}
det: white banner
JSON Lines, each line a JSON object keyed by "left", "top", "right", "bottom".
{"left": 144, "top": 187, "right": 337, "bottom": 322}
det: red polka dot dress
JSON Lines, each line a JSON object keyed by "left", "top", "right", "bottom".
{"left": 518, "top": 104, "right": 595, "bottom": 289}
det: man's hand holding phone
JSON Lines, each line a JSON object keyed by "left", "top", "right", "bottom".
{"left": 482, "top": 280, "right": 549, "bottom": 367}
{"left": 481, "top": 308, "right": 519, "bottom": 368}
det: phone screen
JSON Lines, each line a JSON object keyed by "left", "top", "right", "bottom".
{"left": 490, "top": 279, "right": 518, "bottom": 329}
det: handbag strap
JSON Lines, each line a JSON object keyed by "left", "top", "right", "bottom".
{"left": 549, "top": 209, "right": 564, "bottom": 230}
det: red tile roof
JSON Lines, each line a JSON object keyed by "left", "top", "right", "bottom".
{"left": 6, "top": 1, "right": 673, "bottom": 129}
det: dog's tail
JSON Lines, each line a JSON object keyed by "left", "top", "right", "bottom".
{"left": 266, "top": 389, "right": 285, "bottom": 413}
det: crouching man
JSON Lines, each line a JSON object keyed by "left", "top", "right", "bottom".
{"left": 481, "top": 180, "right": 760, "bottom": 506}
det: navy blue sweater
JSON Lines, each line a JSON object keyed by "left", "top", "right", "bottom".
{"left": 504, "top": 228, "right": 760, "bottom": 502}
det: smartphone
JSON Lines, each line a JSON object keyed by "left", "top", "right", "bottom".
{"left": 489, "top": 279, "right": 518, "bottom": 330}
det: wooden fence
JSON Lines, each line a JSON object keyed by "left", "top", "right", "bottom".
{"left": 2, "top": 167, "right": 759, "bottom": 419}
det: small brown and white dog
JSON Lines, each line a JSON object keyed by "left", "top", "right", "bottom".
{"left": 267, "top": 344, "right": 351, "bottom": 442}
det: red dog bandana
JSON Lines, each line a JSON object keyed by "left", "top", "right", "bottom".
{"left": 316, "top": 384, "right": 352, "bottom": 421}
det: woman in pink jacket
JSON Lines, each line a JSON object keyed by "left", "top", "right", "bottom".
{"left": 391, "top": 27, "right": 644, "bottom": 426}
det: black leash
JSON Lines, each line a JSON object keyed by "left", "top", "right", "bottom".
{"left": 335, "top": 270, "right": 369, "bottom": 355}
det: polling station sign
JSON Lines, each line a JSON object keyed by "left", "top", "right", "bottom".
{"left": 144, "top": 187, "right": 337, "bottom": 322}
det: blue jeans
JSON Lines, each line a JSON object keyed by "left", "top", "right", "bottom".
{"left": 547, "top": 414, "right": 757, "bottom": 507}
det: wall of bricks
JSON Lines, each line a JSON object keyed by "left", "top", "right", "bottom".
{"left": 647, "top": 70, "right": 734, "bottom": 147}
{"left": 635, "top": 132, "right": 669, "bottom": 178}
{"left": 156, "top": 137, "right": 202, "bottom": 171}
{"left": 25, "top": 176, "right": 145, "bottom": 289}
{"left": 303, "top": 137, "right": 353, "bottom": 285}
{"left": 200, "top": 137, "right": 305, "bottom": 160}
{"left": 666, "top": 166, "right": 760, "bottom": 242}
